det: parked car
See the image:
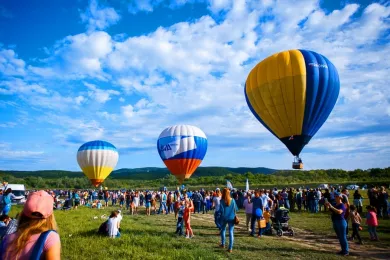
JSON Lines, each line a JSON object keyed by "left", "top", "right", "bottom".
{"left": 318, "top": 184, "right": 329, "bottom": 189}
{"left": 346, "top": 184, "right": 360, "bottom": 190}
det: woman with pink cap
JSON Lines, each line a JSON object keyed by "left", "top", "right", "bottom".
{"left": 1, "top": 190, "right": 61, "bottom": 259}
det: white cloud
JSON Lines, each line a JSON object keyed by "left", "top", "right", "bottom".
{"left": 0, "top": 78, "right": 47, "bottom": 95}
{"left": 38, "top": 31, "right": 113, "bottom": 79}
{"left": 80, "top": 0, "right": 121, "bottom": 31}
{"left": 309, "top": 133, "right": 390, "bottom": 153}
{"left": 0, "top": 149, "right": 44, "bottom": 159}
{"left": 0, "top": 48, "right": 25, "bottom": 76}
{"left": 0, "top": 122, "right": 17, "bottom": 128}
{"left": 84, "top": 82, "right": 120, "bottom": 103}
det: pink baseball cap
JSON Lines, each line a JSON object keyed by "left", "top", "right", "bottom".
{"left": 23, "top": 190, "right": 54, "bottom": 219}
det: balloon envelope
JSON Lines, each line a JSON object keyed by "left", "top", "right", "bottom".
{"left": 77, "top": 140, "right": 119, "bottom": 187}
{"left": 245, "top": 49, "right": 340, "bottom": 156}
{"left": 157, "top": 125, "right": 207, "bottom": 184}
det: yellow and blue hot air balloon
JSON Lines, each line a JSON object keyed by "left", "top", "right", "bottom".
{"left": 245, "top": 49, "right": 340, "bottom": 169}
{"left": 77, "top": 140, "right": 119, "bottom": 187}
{"left": 157, "top": 125, "right": 208, "bottom": 184}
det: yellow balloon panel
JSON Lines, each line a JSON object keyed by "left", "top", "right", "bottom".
{"left": 245, "top": 50, "right": 307, "bottom": 138}
{"left": 81, "top": 166, "right": 114, "bottom": 182}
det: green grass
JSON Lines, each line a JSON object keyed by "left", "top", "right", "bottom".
{"left": 8, "top": 204, "right": 390, "bottom": 259}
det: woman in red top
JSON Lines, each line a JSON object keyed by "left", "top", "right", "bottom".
{"left": 183, "top": 200, "right": 194, "bottom": 238}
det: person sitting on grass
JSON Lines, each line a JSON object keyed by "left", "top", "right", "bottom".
{"left": 107, "top": 211, "right": 120, "bottom": 238}
{"left": 97, "top": 200, "right": 103, "bottom": 209}
{"left": 1, "top": 190, "right": 61, "bottom": 259}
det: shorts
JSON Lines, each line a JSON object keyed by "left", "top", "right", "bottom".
{"left": 74, "top": 200, "right": 80, "bottom": 206}
{"left": 146, "top": 202, "right": 151, "bottom": 208}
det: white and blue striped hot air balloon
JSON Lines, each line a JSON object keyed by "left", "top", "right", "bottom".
{"left": 77, "top": 140, "right": 119, "bottom": 187}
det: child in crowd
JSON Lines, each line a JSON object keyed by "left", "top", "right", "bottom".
{"left": 97, "top": 200, "right": 103, "bottom": 209}
{"left": 184, "top": 200, "right": 194, "bottom": 238}
{"left": 366, "top": 206, "right": 379, "bottom": 241}
{"left": 349, "top": 205, "right": 363, "bottom": 244}
{"left": 175, "top": 199, "right": 185, "bottom": 236}
{"left": 263, "top": 208, "right": 272, "bottom": 235}
{"left": 0, "top": 215, "right": 10, "bottom": 227}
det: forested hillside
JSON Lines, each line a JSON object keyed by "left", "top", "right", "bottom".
{"left": 1, "top": 167, "right": 389, "bottom": 189}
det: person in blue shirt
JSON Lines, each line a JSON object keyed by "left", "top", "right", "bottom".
{"left": 1, "top": 189, "right": 15, "bottom": 215}
{"left": 218, "top": 188, "right": 238, "bottom": 253}
{"left": 250, "top": 190, "right": 263, "bottom": 236}
{"left": 72, "top": 191, "right": 80, "bottom": 210}
{"left": 325, "top": 192, "right": 349, "bottom": 256}
{"left": 158, "top": 191, "right": 168, "bottom": 214}
{"left": 175, "top": 199, "right": 185, "bottom": 236}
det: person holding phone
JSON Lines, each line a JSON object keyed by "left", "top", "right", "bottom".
{"left": 325, "top": 192, "right": 349, "bottom": 256}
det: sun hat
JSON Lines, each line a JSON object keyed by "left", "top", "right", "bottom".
{"left": 23, "top": 190, "right": 54, "bottom": 219}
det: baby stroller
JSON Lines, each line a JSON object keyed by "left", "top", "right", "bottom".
{"left": 271, "top": 207, "right": 294, "bottom": 237}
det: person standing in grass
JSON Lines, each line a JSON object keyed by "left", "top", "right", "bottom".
{"left": 325, "top": 192, "right": 349, "bottom": 256}
{"left": 1, "top": 190, "right": 61, "bottom": 259}
{"left": 175, "top": 199, "right": 185, "bottom": 236}
{"left": 250, "top": 190, "right": 263, "bottom": 236}
{"left": 366, "top": 205, "right": 379, "bottom": 241}
{"left": 349, "top": 205, "right": 363, "bottom": 244}
{"left": 243, "top": 193, "right": 253, "bottom": 232}
{"left": 145, "top": 191, "right": 152, "bottom": 216}
{"left": 183, "top": 200, "right": 194, "bottom": 238}
{"left": 219, "top": 188, "right": 238, "bottom": 253}
{"left": 1, "top": 188, "right": 15, "bottom": 215}
{"left": 295, "top": 189, "right": 303, "bottom": 211}
{"left": 213, "top": 189, "right": 222, "bottom": 231}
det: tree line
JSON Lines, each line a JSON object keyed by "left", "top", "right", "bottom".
{"left": 1, "top": 167, "right": 389, "bottom": 189}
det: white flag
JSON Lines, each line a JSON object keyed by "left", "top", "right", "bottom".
{"left": 246, "top": 179, "right": 249, "bottom": 192}
{"left": 227, "top": 180, "right": 233, "bottom": 190}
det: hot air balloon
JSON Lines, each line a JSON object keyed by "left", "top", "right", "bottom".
{"left": 245, "top": 49, "right": 340, "bottom": 169}
{"left": 77, "top": 140, "right": 119, "bottom": 187}
{"left": 157, "top": 125, "right": 208, "bottom": 184}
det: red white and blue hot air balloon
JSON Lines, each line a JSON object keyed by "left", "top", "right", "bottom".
{"left": 157, "top": 125, "right": 208, "bottom": 184}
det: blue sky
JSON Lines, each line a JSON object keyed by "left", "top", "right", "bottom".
{"left": 0, "top": 0, "right": 389, "bottom": 171}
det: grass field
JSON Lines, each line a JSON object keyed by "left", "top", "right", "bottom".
{"left": 8, "top": 204, "right": 390, "bottom": 260}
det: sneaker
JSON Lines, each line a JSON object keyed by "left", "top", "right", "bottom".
{"left": 227, "top": 249, "right": 232, "bottom": 253}
{"left": 218, "top": 244, "right": 225, "bottom": 248}
{"left": 185, "top": 235, "right": 190, "bottom": 239}
{"left": 343, "top": 252, "right": 349, "bottom": 256}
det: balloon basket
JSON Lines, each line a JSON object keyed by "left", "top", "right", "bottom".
{"left": 292, "top": 162, "right": 304, "bottom": 169}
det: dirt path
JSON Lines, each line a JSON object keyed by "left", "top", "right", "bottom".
{"left": 191, "top": 214, "right": 390, "bottom": 259}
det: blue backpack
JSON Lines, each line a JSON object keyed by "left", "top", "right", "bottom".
{"left": 0, "top": 230, "right": 56, "bottom": 260}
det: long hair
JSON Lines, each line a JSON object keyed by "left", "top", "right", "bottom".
{"left": 5, "top": 213, "right": 58, "bottom": 259}
{"left": 221, "top": 188, "right": 231, "bottom": 206}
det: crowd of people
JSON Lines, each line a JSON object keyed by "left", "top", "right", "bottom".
{"left": 0, "top": 185, "right": 388, "bottom": 258}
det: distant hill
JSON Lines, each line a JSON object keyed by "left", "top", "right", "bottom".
{"left": 0, "top": 166, "right": 277, "bottom": 180}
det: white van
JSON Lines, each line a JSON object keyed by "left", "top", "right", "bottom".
{"left": 318, "top": 184, "right": 329, "bottom": 189}
{"left": 2, "top": 184, "right": 26, "bottom": 205}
